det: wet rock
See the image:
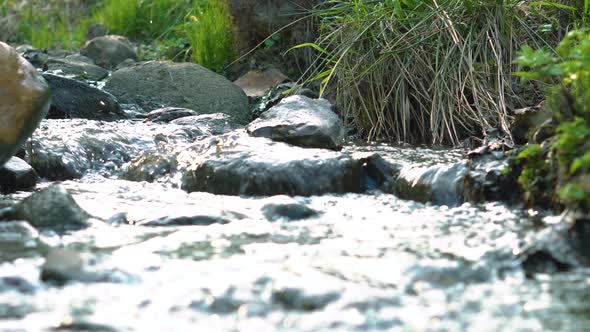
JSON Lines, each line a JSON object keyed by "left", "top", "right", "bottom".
{"left": 122, "top": 148, "right": 178, "bottom": 183}
{"left": 271, "top": 287, "right": 340, "bottom": 311}
{"left": 247, "top": 95, "right": 345, "bottom": 150}
{"left": 393, "top": 162, "right": 468, "bottom": 206}
{"left": 104, "top": 61, "right": 250, "bottom": 123}
{"left": 16, "top": 44, "right": 50, "bottom": 68}
{"left": 144, "top": 107, "right": 198, "bottom": 123}
{"left": 0, "top": 42, "right": 51, "bottom": 166}
{"left": 262, "top": 196, "right": 318, "bottom": 221}
{"left": 234, "top": 68, "right": 289, "bottom": 97}
{"left": 24, "top": 119, "right": 198, "bottom": 180}
{"left": 511, "top": 103, "right": 552, "bottom": 144}
{"left": 143, "top": 214, "right": 233, "bottom": 227}
{"left": 520, "top": 250, "right": 572, "bottom": 277}
{"left": 405, "top": 262, "right": 491, "bottom": 292}
{"left": 42, "top": 74, "right": 125, "bottom": 121}
{"left": 171, "top": 113, "right": 242, "bottom": 135}
{"left": 178, "top": 131, "right": 363, "bottom": 196}
{"left": 518, "top": 214, "right": 590, "bottom": 276}
{"left": 40, "top": 248, "right": 84, "bottom": 283}
{"left": 0, "top": 221, "right": 45, "bottom": 262}
{"left": 14, "top": 185, "right": 92, "bottom": 231}
{"left": 81, "top": 35, "right": 138, "bottom": 68}
{"left": 0, "top": 276, "right": 36, "bottom": 293}
{"left": 50, "top": 321, "right": 119, "bottom": 332}
{"left": 0, "top": 157, "right": 36, "bottom": 193}
{"left": 463, "top": 153, "right": 520, "bottom": 204}
{"left": 44, "top": 56, "right": 108, "bottom": 81}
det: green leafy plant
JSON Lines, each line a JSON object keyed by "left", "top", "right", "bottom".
{"left": 515, "top": 28, "right": 590, "bottom": 211}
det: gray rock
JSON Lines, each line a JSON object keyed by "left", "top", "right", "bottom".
{"left": 64, "top": 54, "right": 96, "bottom": 64}
{"left": 261, "top": 196, "right": 318, "bottom": 221}
{"left": 178, "top": 131, "right": 363, "bottom": 196}
{"left": 144, "top": 107, "right": 198, "bottom": 123}
{"left": 0, "top": 221, "right": 45, "bottom": 262}
{"left": 0, "top": 157, "right": 36, "bottom": 193}
{"left": 271, "top": 287, "right": 340, "bottom": 311}
{"left": 15, "top": 44, "right": 50, "bottom": 68}
{"left": 0, "top": 276, "right": 36, "bottom": 294}
{"left": 86, "top": 24, "right": 108, "bottom": 40}
{"left": 14, "top": 185, "right": 92, "bottom": 231}
{"left": 24, "top": 119, "right": 200, "bottom": 181}
{"left": 40, "top": 248, "right": 84, "bottom": 283}
{"left": 104, "top": 61, "right": 250, "bottom": 123}
{"left": 42, "top": 74, "right": 125, "bottom": 121}
{"left": 171, "top": 113, "right": 242, "bottom": 135}
{"left": 44, "top": 56, "right": 108, "bottom": 81}
{"left": 81, "top": 35, "right": 138, "bottom": 68}
{"left": 0, "top": 42, "right": 51, "bottom": 166}
{"left": 247, "top": 95, "right": 345, "bottom": 150}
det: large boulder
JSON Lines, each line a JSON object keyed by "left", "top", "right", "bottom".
{"left": 177, "top": 131, "right": 363, "bottom": 196}
{"left": 247, "top": 95, "right": 345, "bottom": 150}
{"left": 42, "top": 74, "right": 125, "bottom": 121}
{"left": 80, "top": 35, "right": 138, "bottom": 69}
{"left": 0, "top": 42, "right": 51, "bottom": 166}
{"left": 104, "top": 61, "right": 250, "bottom": 123}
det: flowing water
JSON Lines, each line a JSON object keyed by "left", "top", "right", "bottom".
{"left": 0, "top": 119, "right": 589, "bottom": 331}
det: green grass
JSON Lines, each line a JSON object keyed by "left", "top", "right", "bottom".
{"left": 185, "top": 0, "right": 236, "bottom": 72}
{"left": 94, "top": 0, "right": 236, "bottom": 71}
{"left": 15, "top": 0, "right": 90, "bottom": 49}
{"left": 295, "top": 0, "right": 575, "bottom": 145}
{"left": 3, "top": 0, "right": 237, "bottom": 72}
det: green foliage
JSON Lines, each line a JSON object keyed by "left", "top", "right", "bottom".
{"left": 514, "top": 144, "right": 555, "bottom": 206}
{"left": 515, "top": 28, "right": 590, "bottom": 211}
{"left": 296, "top": 0, "right": 562, "bottom": 144}
{"left": 517, "top": 29, "right": 590, "bottom": 118}
{"left": 94, "top": 0, "right": 236, "bottom": 72}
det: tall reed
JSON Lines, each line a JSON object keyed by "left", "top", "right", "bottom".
{"left": 298, "top": 0, "right": 565, "bottom": 145}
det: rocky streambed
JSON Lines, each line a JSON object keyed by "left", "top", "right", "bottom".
{"left": 1, "top": 39, "right": 590, "bottom": 331}
{"left": 1, "top": 116, "right": 589, "bottom": 331}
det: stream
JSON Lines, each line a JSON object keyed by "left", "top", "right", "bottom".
{"left": 0, "top": 118, "right": 589, "bottom": 332}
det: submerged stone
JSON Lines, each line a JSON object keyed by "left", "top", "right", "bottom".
{"left": 40, "top": 248, "right": 84, "bottom": 283}
{"left": 0, "top": 42, "right": 51, "bottom": 166}
{"left": 0, "top": 221, "right": 45, "bottom": 262}
{"left": 171, "top": 113, "right": 242, "bottom": 135}
{"left": 247, "top": 95, "right": 345, "bottom": 150}
{"left": 261, "top": 196, "right": 319, "bottom": 221}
